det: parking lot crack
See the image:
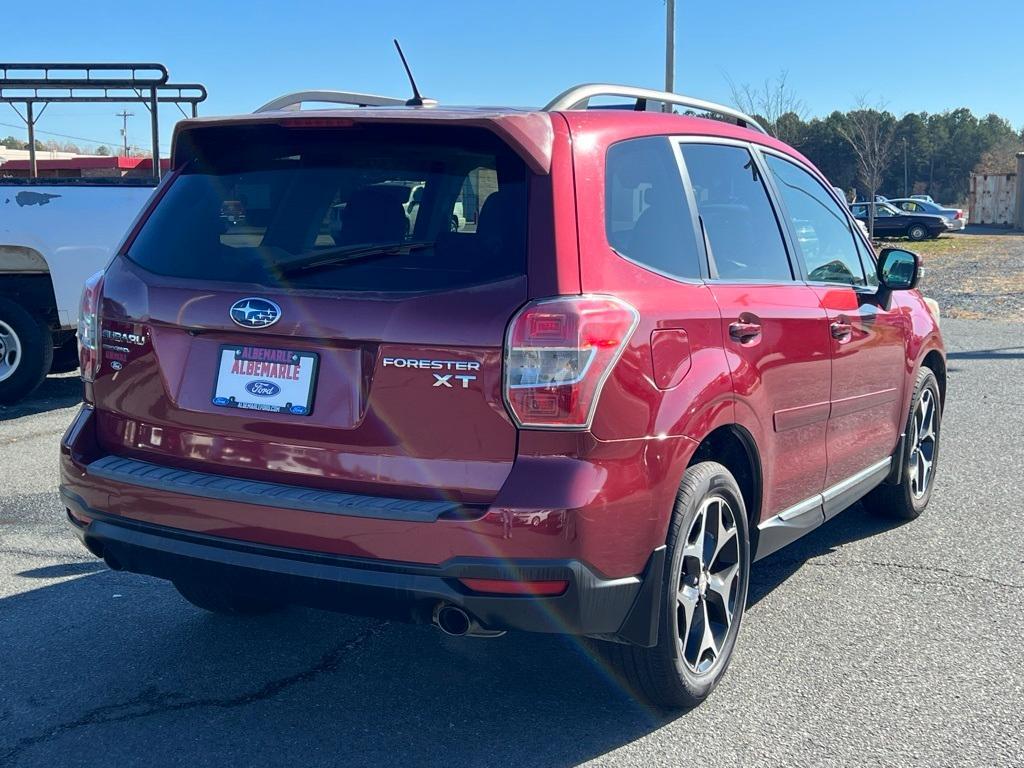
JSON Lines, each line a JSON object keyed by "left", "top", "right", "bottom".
{"left": 807, "top": 557, "right": 1024, "bottom": 590}
{"left": 0, "top": 620, "right": 388, "bottom": 763}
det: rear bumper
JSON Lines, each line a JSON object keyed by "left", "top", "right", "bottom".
{"left": 61, "top": 405, "right": 696, "bottom": 580}
{"left": 62, "top": 490, "right": 665, "bottom": 645}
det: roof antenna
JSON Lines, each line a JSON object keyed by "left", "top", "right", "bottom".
{"left": 393, "top": 39, "right": 437, "bottom": 107}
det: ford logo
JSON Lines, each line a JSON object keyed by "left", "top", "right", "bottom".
{"left": 245, "top": 380, "right": 281, "bottom": 397}
{"left": 230, "top": 297, "right": 281, "bottom": 329}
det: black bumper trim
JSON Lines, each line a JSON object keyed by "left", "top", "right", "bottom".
{"left": 86, "top": 455, "right": 470, "bottom": 523}
{"left": 62, "top": 489, "right": 664, "bottom": 645}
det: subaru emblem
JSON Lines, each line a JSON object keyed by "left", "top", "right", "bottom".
{"left": 229, "top": 297, "right": 281, "bottom": 329}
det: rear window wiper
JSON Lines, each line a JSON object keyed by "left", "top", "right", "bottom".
{"left": 277, "top": 241, "right": 435, "bottom": 276}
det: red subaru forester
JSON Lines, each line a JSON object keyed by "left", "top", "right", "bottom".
{"left": 60, "top": 84, "right": 945, "bottom": 707}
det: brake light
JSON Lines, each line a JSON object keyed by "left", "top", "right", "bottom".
{"left": 78, "top": 271, "right": 104, "bottom": 382}
{"left": 503, "top": 295, "right": 639, "bottom": 429}
{"left": 955, "top": 210, "right": 963, "bottom": 220}
{"left": 284, "top": 118, "right": 355, "bottom": 129}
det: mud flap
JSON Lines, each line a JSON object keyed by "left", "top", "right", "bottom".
{"left": 613, "top": 545, "right": 667, "bottom": 648}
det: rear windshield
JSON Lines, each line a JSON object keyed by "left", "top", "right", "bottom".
{"left": 126, "top": 124, "right": 528, "bottom": 292}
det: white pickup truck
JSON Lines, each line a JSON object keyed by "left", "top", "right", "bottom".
{"left": 0, "top": 181, "right": 156, "bottom": 403}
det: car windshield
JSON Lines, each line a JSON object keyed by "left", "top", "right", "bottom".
{"left": 126, "top": 124, "right": 528, "bottom": 292}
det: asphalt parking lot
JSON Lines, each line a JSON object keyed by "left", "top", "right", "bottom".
{"left": 1, "top": 318, "right": 1021, "bottom": 768}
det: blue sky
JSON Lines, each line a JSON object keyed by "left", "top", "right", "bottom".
{"left": 3, "top": 0, "right": 1022, "bottom": 155}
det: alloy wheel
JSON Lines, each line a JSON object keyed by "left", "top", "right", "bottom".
{"left": 908, "top": 388, "right": 937, "bottom": 499}
{"left": 0, "top": 319, "right": 22, "bottom": 383}
{"left": 677, "top": 495, "right": 742, "bottom": 674}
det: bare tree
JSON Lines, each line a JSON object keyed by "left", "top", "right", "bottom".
{"left": 975, "top": 135, "right": 1024, "bottom": 174}
{"left": 728, "top": 70, "right": 806, "bottom": 145}
{"left": 837, "top": 97, "right": 897, "bottom": 239}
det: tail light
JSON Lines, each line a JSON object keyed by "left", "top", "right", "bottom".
{"left": 78, "top": 271, "right": 104, "bottom": 382}
{"left": 503, "top": 295, "right": 639, "bottom": 429}
{"left": 955, "top": 210, "right": 963, "bottom": 220}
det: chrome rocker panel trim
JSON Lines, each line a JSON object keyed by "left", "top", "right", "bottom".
{"left": 754, "top": 457, "right": 891, "bottom": 561}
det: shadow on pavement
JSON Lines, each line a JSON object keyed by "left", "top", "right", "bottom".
{"left": 0, "top": 567, "right": 672, "bottom": 767}
{"left": 957, "top": 225, "right": 1023, "bottom": 237}
{"left": 0, "top": 497, "right": 914, "bottom": 767}
{"left": 748, "top": 501, "right": 908, "bottom": 609}
{"left": 946, "top": 346, "right": 1024, "bottom": 360}
{"left": 16, "top": 562, "right": 106, "bottom": 578}
{"left": 0, "top": 374, "right": 81, "bottom": 421}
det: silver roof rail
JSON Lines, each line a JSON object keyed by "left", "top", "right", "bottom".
{"left": 543, "top": 83, "right": 768, "bottom": 135}
{"left": 255, "top": 89, "right": 407, "bottom": 113}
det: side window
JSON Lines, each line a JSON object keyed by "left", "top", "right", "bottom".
{"left": 854, "top": 229, "right": 879, "bottom": 287}
{"left": 605, "top": 137, "right": 702, "bottom": 280}
{"left": 763, "top": 154, "right": 867, "bottom": 286}
{"left": 680, "top": 143, "right": 792, "bottom": 281}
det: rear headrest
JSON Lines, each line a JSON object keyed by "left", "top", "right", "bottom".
{"left": 337, "top": 186, "right": 408, "bottom": 245}
{"left": 477, "top": 191, "right": 515, "bottom": 242}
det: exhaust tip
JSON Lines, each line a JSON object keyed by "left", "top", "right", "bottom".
{"left": 433, "top": 603, "right": 471, "bottom": 637}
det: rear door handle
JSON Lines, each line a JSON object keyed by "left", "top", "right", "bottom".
{"left": 729, "top": 321, "right": 762, "bottom": 343}
{"left": 830, "top": 320, "right": 853, "bottom": 341}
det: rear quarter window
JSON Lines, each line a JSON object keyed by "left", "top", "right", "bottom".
{"left": 605, "top": 137, "right": 701, "bottom": 281}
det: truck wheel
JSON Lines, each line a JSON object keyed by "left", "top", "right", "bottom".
{"left": 0, "top": 297, "right": 53, "bottom": 405}
{"left": 867, "top": 367, "right": 941, "bottom": 520}
{"left": 50, "top": 335, "right": 80, "bottom": 373}
{"left": 907, "top": 224, "right": 928, "bottom": 241}
{"left": 600, "top": 461, "right": 750, "bottom": 708}
{"left": 173, "top": 578, "right": 286, "bottom": 615}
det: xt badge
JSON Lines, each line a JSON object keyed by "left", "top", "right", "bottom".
{"left": 433, "top": 373, "right": 476, "bottom": 389}
{"left": 382, "top": 357, "right": 481, "bottom": 390}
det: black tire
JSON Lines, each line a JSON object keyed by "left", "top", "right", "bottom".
{"left": 173, "top": 578, "right": 286, "bottom": 615}
{"left": 50, "top": 335, "right": 80, "bottom": 374}
{"left": 907, "top": 223, "right": 929, "bottom": 241}
{"left": 0, "top": 297, "right": 53, "bottom": 405}
{"left": 599, "top": 461, "right": 750, "bottom": 708}
{"left": 867, "top": 367, "right": 941, "bottom": 520}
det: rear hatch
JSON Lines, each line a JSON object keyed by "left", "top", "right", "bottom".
{"left": 94, "top": 121, "right": 534, "bottom": 504}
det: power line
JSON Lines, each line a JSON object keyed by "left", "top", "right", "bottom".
{"left": 0, "top": 120, "right": 170, "bottom": 153}
{"left": 0, "top": 120, "right": 119, "bottom": 147}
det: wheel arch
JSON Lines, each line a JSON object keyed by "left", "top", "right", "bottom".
{"left": 920, "top": 348, "right": 946, "bottom": 407}
{"left": 0, "top": 244, "right": 50, "bottom": 274}
{"left": 686, "top": 423, "right": 762, "bottom": 535}
{"left": 0, "top": 268, "right": 59, "bottom": 329}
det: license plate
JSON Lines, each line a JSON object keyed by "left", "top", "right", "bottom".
{"left": 212, "top": 345, "right": 319, "bottom": 416}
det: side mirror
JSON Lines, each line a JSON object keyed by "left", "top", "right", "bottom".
{"left": 877, "top": 247, "right": 921, "bottom": 298}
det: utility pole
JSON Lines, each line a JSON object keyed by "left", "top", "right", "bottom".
{"left": 26, "top": 102, "right": 37, "bottom": 177}
{"left": 116, "top": 110, "right": 133, "bottom": 157}
{"left": 903, "top": 138, "right": 909, "bottom": 197}
{"left": 664, "top": 0, "right": 676, "bottom": 103}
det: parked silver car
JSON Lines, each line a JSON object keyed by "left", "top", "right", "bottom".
{"left": 889, "top": 197, "right": 967, "bottom": 231}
